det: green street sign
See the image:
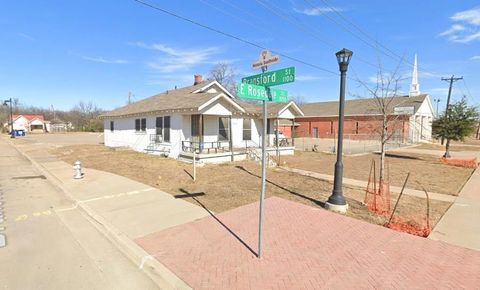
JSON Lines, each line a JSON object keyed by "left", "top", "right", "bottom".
{"left": 242, "top": 67, "right": 295, "bottom": 87}
{"left": 237, "top": 83, "right": 288, "bottom": 103}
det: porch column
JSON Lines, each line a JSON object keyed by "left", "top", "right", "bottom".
{"left": 229, "top": 116, "right": 233, "bottom": 162}
{"left": 292, "top": 119, "right": 295, "bottom": 146}
{"left": 200, "top": 114, "right": 204, "bottom": 153}
{"left": 275, "top": 118, "right": 279, "bottom": 160}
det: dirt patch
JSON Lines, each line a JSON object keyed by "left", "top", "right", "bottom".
{"left": 51, "top": 144, "right": 451, "bottom": 229}
{"left": 281, "top": 151, "right": 473, "bottom": 196}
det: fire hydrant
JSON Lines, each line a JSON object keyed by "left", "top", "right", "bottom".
{"left": 73, "top": 160, "right": 83, "bottom": 179}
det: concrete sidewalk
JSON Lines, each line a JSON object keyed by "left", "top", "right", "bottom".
{"left": 389, "top": 147, "right": 480, "bottom": 159}
{"left": 11, "top": 139, "right": 209, "bottom": 289}
{"left": 280, "top": 166, "right": 456, "bottom": 203}
{"left": 429, "top": 166, "right": 480, "bottom": 251}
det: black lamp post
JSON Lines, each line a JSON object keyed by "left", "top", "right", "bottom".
{"left": 325, "top": 48, "right": 352, "bottom": 213}
{"left": 3, "top": 98, "right": 15, "bottom": 138}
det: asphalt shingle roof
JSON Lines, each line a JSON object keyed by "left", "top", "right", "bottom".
{"left": 100, "top": 81, "right": 221, "bottom": 118}
{"left": 299, "top": 94, "right": 428, "bottom": 117}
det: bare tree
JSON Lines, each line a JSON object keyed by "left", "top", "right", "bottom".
{"left": 356, "top": 61, "right": 407, "bottom": 189}
{"left": 71, "top": 101, "right": 103, "bottom": 131}
{"left": 208, "top": 62, "right": 237, "bottom": 94}
{"left": 290, "top": 95, "right": 306, "bottom": 105}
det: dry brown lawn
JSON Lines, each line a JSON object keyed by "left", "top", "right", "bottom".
{"left": 281, "top": 151, "right": 473, "bottom": 196}
{"left": 416, "top": 143, "right": 480, "bottom": 152}
{"left": 51, "top": 144, "right": 451, "bottom": 228}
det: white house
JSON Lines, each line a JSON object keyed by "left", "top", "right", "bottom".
{"left": 10, "top": 114, "right": 47, "bottom": 133}
{"left": 100, "top": 75, "right": 304, "bottom": 163}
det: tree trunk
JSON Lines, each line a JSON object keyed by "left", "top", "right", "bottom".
{"left": 379, "top": 116, "right": 387, "bottom": 193}
{"left": 444, "top": 139, "right": 451, "bottom": 158}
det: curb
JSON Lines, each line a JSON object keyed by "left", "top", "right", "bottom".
{"left": 9, "top": 140, "right": 191, "bottom": 290}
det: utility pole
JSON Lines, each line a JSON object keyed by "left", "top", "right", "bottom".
{"left": 127, "top": 92, "right": 132, "bottom": 104}
{"left": 441, "top": 75, "right": 463, "bottom": 145}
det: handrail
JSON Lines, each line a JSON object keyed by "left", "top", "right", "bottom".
{"left": 182, "top": 140, "right": 230, "bottom": 153}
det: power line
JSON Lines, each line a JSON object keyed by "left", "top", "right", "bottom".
{"left": 133, "top": 0, "right": 339, "bottom": 75}
{"left": 197, "top": 0, "right": 270, "bottom": 34}
{"left": 253, "top": 0, "right": 381, "bottom": 70}
{"left": 305, "top": 0, "right": 442, "bottom": 77}
{"left": 462, "top": 78, "right": 476, "bottom": 105}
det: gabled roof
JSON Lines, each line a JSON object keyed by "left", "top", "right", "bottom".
{"left": 235, "top": 100, "right": 304, "bottom": 118}
{"left": 13, "top": 114, "right": 45, "bottom": 122}
{"left": 100, "top": 80, "right": 244, "bottom": 118}
{"left": 299, "top": 94, "right": 429, "bottom": 118}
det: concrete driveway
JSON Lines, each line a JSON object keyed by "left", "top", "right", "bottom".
{"left": 14, "top": 132, "right": 104, "bottom": 147}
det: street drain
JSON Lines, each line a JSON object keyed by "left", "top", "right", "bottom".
{"left": 12, "top": 175, "right": 46, "bottom": 180}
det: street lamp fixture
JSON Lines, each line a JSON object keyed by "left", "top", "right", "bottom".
{"left": 3, "top": 98, "right": 15, "bottom": 138}
{"left": 325, "top": 48, "right": 353, "bottom": 214}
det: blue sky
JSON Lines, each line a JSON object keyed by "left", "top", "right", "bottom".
{"left": 1, "top": 0, "right": 479, "bottom": 111}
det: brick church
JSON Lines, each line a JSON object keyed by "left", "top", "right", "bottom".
{"left": 283, "top": 55, "right": 434, "bottom": 143}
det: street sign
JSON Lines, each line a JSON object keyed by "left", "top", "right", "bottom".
{"left": 242, "top": 67, "right": 295, "bottom": 87}
{"left": 252, "top": 49, "right": 280, "bottom": 69}
{"left": 237, "top": 83, "right": 288, "bottom": 103}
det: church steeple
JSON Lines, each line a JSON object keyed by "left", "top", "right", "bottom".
{"left": 409, "top": 54, "right": 420, "bottom": 97}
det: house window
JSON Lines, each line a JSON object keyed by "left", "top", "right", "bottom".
{"left": 191, "top": 114, "right": 201, "bottom": 140}
{"left": 155, "top": 116, "right": 171, "bottom": 142}
{"left": 135, "top": 119, "right": 140, "bottom": 131}
{"left": 164, "top": 116, "right": 170, "bottom": 142}
{"left": 355, "top": 122, "right": 359, "bottom": 134}
{"left": 110, "top": 121, "right": 114, "bottom": 132}
{"left": 218, "top": 117, "right": 229, "bottom": 141}
{"left": 243, "top": 118, "right": 251, "bottom": 140}
{"left": 135, "top": 118, "right": 146, "bottom": 132}
{"left": 330, "top": 121, "right": 334, "bottom": 134}
{"left": 312, "top": 127, "right": 319, "bottom": 138}
{"left": 156, "top": 117, "right": 163, "bottom": 136}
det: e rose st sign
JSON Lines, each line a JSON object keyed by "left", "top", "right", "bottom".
{"left": 237, "top": 83, "right": 288, "bottom": 103}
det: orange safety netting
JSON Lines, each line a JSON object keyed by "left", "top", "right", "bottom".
{"left": 385, "top": 215, "right": 431, "bottom": 237}
{"left": 364, "top": 180, "right": 391, "bottom": 215}
{"left": 364, "top": 160, "right": 391, "bottom": 215}
{"left": 440, "top": 157, "right": 478, "bottom": 168}
{"left": 364, "top": 160, "right": 431, "bottom": 238}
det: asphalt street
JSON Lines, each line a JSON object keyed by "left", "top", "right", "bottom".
{"left": 0, "top": 137, "right": 159, "bottom": 290}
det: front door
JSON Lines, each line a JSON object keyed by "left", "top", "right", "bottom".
{"left": 312, "top": 127, "right": 319, "bottom": 138}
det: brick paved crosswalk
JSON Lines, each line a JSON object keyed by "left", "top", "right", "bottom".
{"left": 136, "top": 197, "right": 480, "bottom": 289}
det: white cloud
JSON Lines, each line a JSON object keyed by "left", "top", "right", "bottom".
{"left": 82, "top": 56, "right": 129, "bottom": 64}
{"left": 451, "top": 7, "right": 480, "bottom": 25}
{"left": 293, "top": 6, "right": 342, "bottom": 16}
{"left": 130, "top": 42, "right": 220, "bottom": 73}
{"left": 471, "top": 55, "right": 480, "bottom": 60}
{"left": 17, "top": 32, "right": 35, "bottom": 41}
{"left": 439, "top": 24, "right": 466, "bottom": 36}
{"left": 440, "top": 7, "right": 480, "bottom": 43}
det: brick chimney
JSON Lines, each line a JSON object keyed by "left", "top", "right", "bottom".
{"left": 194, "top": 74, "right": 203, "bottom": 85}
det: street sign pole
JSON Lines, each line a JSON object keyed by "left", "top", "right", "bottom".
{"left": 258, "top": 65, "right": 268, "bottom": 259}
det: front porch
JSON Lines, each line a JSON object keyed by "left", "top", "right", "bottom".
{"left": 179, "top": 139, "right": 295, "bottom": 164}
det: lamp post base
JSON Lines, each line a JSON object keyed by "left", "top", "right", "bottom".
{"left": 324, "top": 201, "right": 349, "bottom": 214}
